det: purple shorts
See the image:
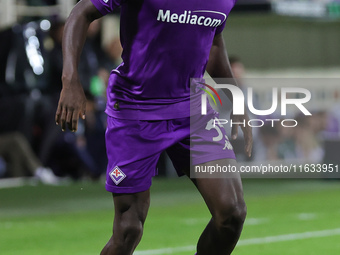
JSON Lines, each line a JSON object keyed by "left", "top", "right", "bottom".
{"left": 105, "top": 111, "right": 236, "bottom": 193}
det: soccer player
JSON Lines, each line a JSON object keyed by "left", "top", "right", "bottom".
{"left": 55, "top": 0, "right": 252, "bottom": 254}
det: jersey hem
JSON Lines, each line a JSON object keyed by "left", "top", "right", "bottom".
{"left": 105, "top": 107, "right": 193, "bottom": 120}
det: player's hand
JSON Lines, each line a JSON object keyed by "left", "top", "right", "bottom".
{"left": 55, "top": 80, "right": 86, "bottom": 132}
{"left": 230, "top": 111, "right": 253, "bottom": 157}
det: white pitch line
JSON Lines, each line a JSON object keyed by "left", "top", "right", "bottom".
{"left": 297, "top": 213, "right": 318, "bottom": 221}
{"left": 245, "top": 217, "right": 269, "bottom": 226}
{"left": 0, "top": 177, "right": 27, "bottom": 189}
{"left": 134, "top": 228, "right": 340, "bottom": 255}
{"left": 238, "top": 228, "right": 340, "bottom": 246}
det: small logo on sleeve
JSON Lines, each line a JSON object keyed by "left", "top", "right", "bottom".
{"left": 103, "top": 0, "right": 109, "bottom": 3}
{"left": 109, "top": 166, "right": 126, "bottom": 185}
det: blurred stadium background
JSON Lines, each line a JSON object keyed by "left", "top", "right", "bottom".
{"left": 0, "top": 0, "right": 340, "bottom": 254}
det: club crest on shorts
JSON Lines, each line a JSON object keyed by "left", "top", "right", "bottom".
{"left": 109, "top": 166, "right": 126, "bottom": 185}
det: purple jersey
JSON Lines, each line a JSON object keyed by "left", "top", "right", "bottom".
{"left": 91, "top": 0, "right": 237, "bottom": 120}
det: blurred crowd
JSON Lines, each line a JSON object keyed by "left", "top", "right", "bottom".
{"left": 0, "top": 15, "right": 122, "bottom": 183}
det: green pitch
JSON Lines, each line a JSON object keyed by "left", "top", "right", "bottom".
{"left": 1, "top": 178, "right": 340, "bottom": 255}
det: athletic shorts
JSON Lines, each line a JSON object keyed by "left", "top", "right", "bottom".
{"left": 105, "top": 110, "right": 236, "bottom": 193}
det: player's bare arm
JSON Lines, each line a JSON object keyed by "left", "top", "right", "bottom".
{"left": 206, "top": 33, "right": 253, "bottom": 157}
{"left": 55, "top": 0, "right": 103, "bottom": 132}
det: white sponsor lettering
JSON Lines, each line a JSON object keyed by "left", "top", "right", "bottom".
{"left": 157, "top": 9, "right": 223, "bottom": 28}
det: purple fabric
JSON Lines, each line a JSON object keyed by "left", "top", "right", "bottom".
{"left": 90, "top": 0, "right": 125, "bottom": 15}
{"left": 105, "top": 109, "right": 236, "bottom": 193}
{"left": 91, "top": 0, "right": 236, "bottom": 120}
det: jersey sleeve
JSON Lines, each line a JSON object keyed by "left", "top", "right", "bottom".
{"left": 215, "top": 0, "right": 238, "bottom": 35}
{"left": 90, "top": 0, "right": 125, "bottom": 15}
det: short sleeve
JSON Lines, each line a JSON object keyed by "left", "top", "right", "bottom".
{"left": 90, "top": 0, "right": 124, "bottom": 15}
{"left": 215, "top": 0, "right": 238, "bottom": 34}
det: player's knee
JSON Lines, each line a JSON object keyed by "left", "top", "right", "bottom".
{"left": 124, "top": 221, "right": 144, "bottom": 239}
{"left": 213, "top": 199, "right": 247, "bottom": 232}
{"left": 116, "top": 217, "right": 144, "bottom": 243}
{"left": 107, "top": 220, "right": 144, "bottom": 254}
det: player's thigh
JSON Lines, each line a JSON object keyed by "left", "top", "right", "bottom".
{"left": 112, "top": 189, "right": 150, "bottom": 225}
{"left": 193, "top": 159, "right": 246, "bottom": 219}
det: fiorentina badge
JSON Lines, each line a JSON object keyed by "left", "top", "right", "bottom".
{"left": 109, "top": 166, "right": 126, "bottom": 185}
